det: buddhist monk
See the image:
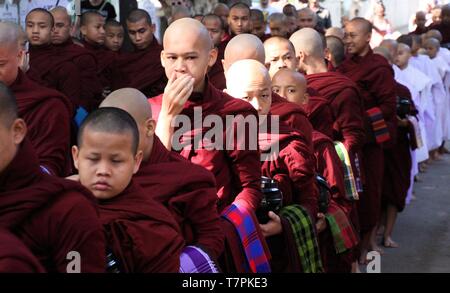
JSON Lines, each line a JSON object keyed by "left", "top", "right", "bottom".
{"left": 226, "top": 59, "right": 322, "bottom": 273}
{"left": 104, "top": 19, "right": 124, "bottom": 52}
{"left": 326, "top": 36, "right": 346, "bottom": 69}
{"left": 290, "top": 28, "right": 365, "bottom": 155}
{"left": 298, "top": 8, "right": 319, "bottom": 31}
{"left": 213, "top": 2, "right": 231, "bottom": 41}
{"left": 428, "top": 4, "right": 450, "bottom": 45}
{"left": 0, "top": 230, "right": 45, "bottom": 273}
{"left": 0, "top": 21, "right": 73, "bottom": 176}
{"left": 112, "top": 9, "right": 167, "bottom": 97}
{"left": 148, "top": 18, "right": 268, "bottom": 273}
{"left": 0, "top": 82, "right": 106, "bottom": 272}
{"left": 223, "top": 33, "right": 314, "bottom": 147}
{"left": 202, "top": 14, "right": 227, "bottom": 90}
{"left": 411, "top": 11, "right": 428, "bottom": 35}
{"left": 228, "top": 2, "right": 252, "bottom": 37}
{"left": 25, "top": 8, "right": 81, "bottom": 109}
{"left": 325, "top": 27, "right": 345, "bottom": 41}
{"left": 338, "top": 18, "right": 398, "bottom": 262}
{"left": 72, "top": 107, "right": 185, "bottom": 272}
{"left": 263, "top": 37, "right": 298, "bottom": 78}
{"left": 100, "top": 88, "right": 224, "bottom": 260}
{"left": 50, "top": 6, "right": 103, "bottom": 112}
{"left": 268, "top": 13, "right": 289, "bottom": 38}
{"left": 250, "top": 9, "right": 270, "bottom": 41}
{"left": 285, "top": 15, "right": 299, "bottom": 37}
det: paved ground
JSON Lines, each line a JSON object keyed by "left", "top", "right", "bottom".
{"left": 373, "top": 148, "right": 450, "bottom": 273}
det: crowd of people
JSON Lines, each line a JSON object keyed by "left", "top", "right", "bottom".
{"left": 0, "top": 0, "right": 449, "bottom": 273}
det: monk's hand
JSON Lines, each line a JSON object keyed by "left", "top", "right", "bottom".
{"left": 66, "top": 174, "right": 80, "bottom": 182}
{"left": 316, "top": 213, "right": 327, "bottom": 233}
{"left": 259, "top": 212, "right": 282, "bottom": 238}
{"left": 161, "top": 72, "right": 195, "bottom": 118}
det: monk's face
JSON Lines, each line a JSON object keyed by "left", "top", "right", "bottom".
{"left": 395, "top": 46, "right": 411, "bottom": 70}
{"left": 162, "top": 28, "right": 218, "bottom": 92}
{"left": 269, "top": 20, "right": 288, "bottom": 38}
{"left": 81, "top": 16, "right": 106, "bottom": 45}
{"left": 51, "top": 10, "right": 71, "bottom": 45}
{"left": 415, "top": 13, "right": 427, "bottom": 29}
{"left": 272, "top": 72, "right": 307, "bottom": 105}
{"left": 202, "top": 18, "right": 225, "bottom": 46}
{"left": 0, "top": 44, "right": 21, "bottom": 86}
{"left": 425, "top": 42, "right": 439, "bottom": 59}
{"left": 228, "top": 8, "right": 252, "bottom": 35}
{"left": 26, "top": 11, "right": 53, "bottom": 46}
{"left": 0, "top": 118, "right": 26, "bottom": 174}
{"left": 127, "top": 19, "right": 155, "bottom": 50}
{"left": 105, "top": 25, "right": 124, "bottom": 52}
{"left": 227, "top": 75, "right": 272, "bottom": 116}
{"left": 251, "top": 19, "right": 266, "bottom": 38}
{"left": 298, "top": 12, "right": 316, "bottom": 29}
{"left": 286, "top": 16, "right": 298, "bottom": 35}
{"left": 344, "top": 22, "right": 371, "bottom": 55}
{"left": 73, "top": 130, "right": 143, "bottom": 200}
{"left": 265, "top": 41, "right": 297, "bottom": 78}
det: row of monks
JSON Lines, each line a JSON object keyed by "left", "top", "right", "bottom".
{"left": 0, "top": 2, "right": 447, "bottom": 273}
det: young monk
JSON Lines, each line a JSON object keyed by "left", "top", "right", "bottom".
{"left": 272, "top": 68, "right": 359, "bottom": 272}
{"left": 226, "top": 59, "right": 322, "bottom": 273}
{"left": 50, "top": 6, "right": 103, "bottom": 112}
{"left": 326, "top": 36, "right": 346, "bottom": 69}
{"left": 112, "top": 9, "right": 167, "bottom": 97}
{"left": 202, "top": 14, "right": 227, "bottom": 90}
{"left": 104, "top": 19, "right": 124, "bottom": 52}
{"left": 25, "top": 8, "right": 82, "bottom": 109}
{"left": 0, "top": 82, "right": 105, "bottom": 272}
{"left": 149, "top": 18, "right": 268, "bottom": 273}
{"left": 0, "top": 230, "right": 45, "bottom": 273}
{"left": 0, "top": 21, "right": 73, "bottom": 176}
{"left": 227, "top": 2, "right": 252, "bottom": 37}
{"left": 100, "top": 88, "right": 224, "bottom": 260}
{"left": 72, "top": 107, "right": 185, "bottom": 272}
{"left": 263, "top": 37, "right": 299, "bottom": 78}
{"left": 223, "top": 33, "right": 314, "bottom": 148}
{"left": 268, "top": 13, "right": 289, "bottom": 38}
{"left": 250, "top": 9, "right": 270, "bottom": 41}
{"left": 338, "top": 18, "right": 398, "bottom": 262}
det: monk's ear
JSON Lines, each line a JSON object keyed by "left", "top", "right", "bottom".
{"left": 324, "top": 48, "right": 331, "bottom": 61}
{"left": 151, "top": 23, "right": 156, "bottom": 34}
{"left": 160, "top": 50, "right": 166, "bottom": 68}
{"left": 72, "top": 145, "right": 80, "bottom": 170}
{"left": 80, "top": 25, "right": 87, "bottom": 38}
{"left": 208, "top": 47, "right": 218, "bottom": 68}
{"left": 145, "top": 118, "right": 156, "bottom": 137}
{"left": 11, "top": 118, "right": 27, "bottom": 145}
{"left": 133, "top": 150, "right": 143, "bottom": 174}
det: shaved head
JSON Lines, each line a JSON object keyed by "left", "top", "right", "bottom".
{"left": 223, "top": 33, "right": 265, "bottom": 72}
{"left": 326, "top": 36, "right": 346, "bottom": 67}
{"left": 0, "top": 22, "right": 22, "bottom": 86}
{"left": 226, "top": 59, "right": 271, "bottom": 86}
{"left": 264, "top": 37, "right": 297, "bottom": 77}
{"left": 100, "top": 88, "right": 152, "bottom": 124}
{"left": 347, "top": 17, "right": 373, "bottom": 35}
{"left": 397, "top": 43, "right": 411, "bottom": 53}
{"left": 424, "top": 37, "right": 441, "bottom": 48}
{"left": 379, "top": 39, "right": 399, "bottom": 59}
{"left": 127, "top": 8, "right": 153, "bottom": 25}
{"left": 373, "top": 46, "right": 392, "bottom": 63}
{"left": 50, "top": 6, "right": 71, "bottom": 24}
{"left": 26, "top": 8, "right": 54, "bottom": 27}
{"left": 0, "top": 21, "right": 20, "bottom": 52}
{"left": 164, "top": 18, "right": 213, "bottom": 51}
{"left": 272, "top": 68, "right": 307, "bottom": 105}
{"left": 325, "top": 27, "right": 345, "bottom": 41}
{"left": 80, "top": 11, "right": 104, "bottom": 27}
{"left": 426, "top": 29, "right": 443, "bottom": 42}
{"left": 290, "top": 28, "right": 324, "bottom": 59}
{"left": 264, "top": 37, "right": 295, "bottom": 54}
{"left": 397, "top": 34, "right": 413, "bottom": 48}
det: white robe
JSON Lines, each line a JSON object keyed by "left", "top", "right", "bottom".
{"left": 394, "top": 64, "right": 432, "bottom": 163}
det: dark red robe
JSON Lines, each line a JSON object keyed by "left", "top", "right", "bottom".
{"left": 428, "top": 22, "right": 450, "bottom": 44}
{"left": 338, "top": 49, "right": 397, "bottom": 233}
{"left": 149, "top": 81, "right": 263, "bottom": 213}
{"left": 306, "top": 71, "right": 365, "bottom": 154}
{"left": 10, "top": 70, "right": 73, "bottom": 176}
{"left": 382, "top": 83, "right": 417, "bottom": 212}
{"left": 208, "top": 40, "right": 228, "bottom": 91}
{"left": 134, "top": 136, "right": 224, "bottom": 258}
{"left": 112, "top": 37, "right": 167, "bottom": 97}
{"left": 82, "top": 41, "right": 118, "bottom": 91}
{"left": 302, "top": 89, "right": 334, "bottom": 139}
{"left": 98, "top": 181, "right": 185, "bottom": 272}
{"left": 27, "top": 44, "right": 81, "bottom": 109}
{"left": 271, "top": 92, "right": 314, "bottom": 150}
{"left": 0, "top": 139, "right": 105, "bottom": 272}
{"left": 0, "top": 229, "right": 45, "bottom": 273}
{"left": 54, "top": 39, "right": 104, "bottom": 111}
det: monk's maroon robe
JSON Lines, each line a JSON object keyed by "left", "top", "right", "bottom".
{"left": 208, "top": 40, "right": 228, "bottom": 91}
{"left": 0, "top": 139, "right": 105, "bottom": 272}
{"left": 134, "top": 136, "right": 224, "bottom": 258}
{"left": 302, "top": 90, "right": 334, "bottom": 139}
{"left": 10, "top": 70, "right": 73, "bottom": 176}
